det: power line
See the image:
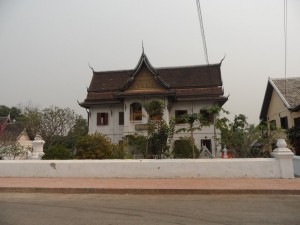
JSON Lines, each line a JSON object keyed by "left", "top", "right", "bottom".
{"left": 284, "top": 0, "right": 287, "bottom": 96}
{"left": 196, "top": 0, "right": 209, "bottom": 64}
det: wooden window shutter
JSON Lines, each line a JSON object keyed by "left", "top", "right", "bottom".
{"left": 97, "top": 113, "right": 108, "bottom": 126}
{"left": 104, "top": 113, "right": 108, "bottom": 125}
{"left": 119, "top": 112, "right": 124, "bottom": 125}
{"left": 97, "top": 113, "right": 101, "bottom": 126}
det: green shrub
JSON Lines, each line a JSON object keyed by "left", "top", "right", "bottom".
{"left": 75, "top": 133, "right": 126, "bottom": 159}
{"left": 42, "top": 145, "right": 72, "bottom": 159}
{"left": 75, "top": 133, "right": 113, "bottom": 159}
{"left": 111, "top": 141, "right": 126, "bottom": 159}
{"left": 123, "top": 135, "right": 147, "bottom": 158}
{"left": 173, "top": 137, "right": 199, "bottom": 158}
{"left": 148, "top": 121, "right": 171, "bottom": 158}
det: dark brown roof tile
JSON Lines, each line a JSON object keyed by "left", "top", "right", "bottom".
{"left": 272, "top": 78, "right": 300, "bottom": 109}
{"left": 0, "top": 123, "right": 25, "bottom": 143}
{"left": 81, "top": 54, "right": 227, "bottom": 107}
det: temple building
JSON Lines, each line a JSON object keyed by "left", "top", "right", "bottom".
{"left": 79, "top": 52, "right": 228, "bottom": 153}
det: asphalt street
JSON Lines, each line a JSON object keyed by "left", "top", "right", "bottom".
{"left": 0, "top": 193, "right": 299, "bottom": 225}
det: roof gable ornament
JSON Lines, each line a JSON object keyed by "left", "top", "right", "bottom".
{"left": 88, "top": 63, "right": 94, "bottom": 73}
{"left": 219, "top": 54, "right": 226, "bottom": 65}
{"left": 121, "top": 48, "right": 170, "bottom": 91}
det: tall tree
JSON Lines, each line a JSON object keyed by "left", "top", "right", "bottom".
{"left": 0, "top": 105, "right": 22, "bottom": 121}
{"left": 39, "top": 106, "right": 77, "bottom": 148}
{"left": 203, "top": 106, "right": 229, "bottom": 157}
{"left": 18, "top": 105, "right": 41, "bottom": 140}
{"left": 217, "top": 114, "right": 282, "bottom": 158}
{"left": 64, "top": 115, "right": 88, "bottom": 150}
{"left": 142, "top": 100, "right": 164, "bottom": 157}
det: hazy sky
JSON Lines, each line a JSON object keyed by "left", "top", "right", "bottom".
{"left": 0, "top": 0, "right": 299, "bottom": 124}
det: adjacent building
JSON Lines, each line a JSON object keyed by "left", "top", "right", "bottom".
{"left": 260, "top": 77, "right": 300, "bottom": 129}
{"left": 260, "top": 77, "right": 300, "bottom": 154}
{"left": 0, "top": 115, "right": 32, "bottom": 160}
{"left": 80, "top": 52, "right": 228, "bottom": 153}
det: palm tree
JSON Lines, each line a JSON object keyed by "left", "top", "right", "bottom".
{"left": 177, "top": 113, "right": 201, "bottom": 158}
{"left": 142, "top": 100, "right": 164, "bottom": 157}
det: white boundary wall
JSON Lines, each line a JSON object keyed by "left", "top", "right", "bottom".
{"left": 0, "top": 139, "right": 295, "bottom": 179}
{"left": 293, "top": 156, "right": 300, "bottom": 177}
{"left": 0, "top": 158, "right": 293, "bottom": 179}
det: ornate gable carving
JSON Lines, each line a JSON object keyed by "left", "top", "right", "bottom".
{"left": 127, "top": 66, "right": 165, "bottom": 91}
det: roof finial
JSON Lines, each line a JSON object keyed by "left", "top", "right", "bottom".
{"left": 88, "top": 63, "right": 94, "bottom": 72}
{"left": 142, "top": 40, "right": 144, "bottom": 55}
{"left": 220, "top": 54, "right": 226, "bottom": 65}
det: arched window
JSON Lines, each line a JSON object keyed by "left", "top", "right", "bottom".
{"left": 130, "top": 103, "right": 142, "bottom": 121}
{"left": 149, "top": 101, "right": 163, "bottom": 121}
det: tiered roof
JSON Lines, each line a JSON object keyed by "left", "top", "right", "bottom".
{"left": 80, "top": 53, "right": 228, "bottom": 107}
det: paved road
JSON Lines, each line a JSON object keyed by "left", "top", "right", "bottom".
{"left": 0, "top": 193, "right": 299, "bottom": 225}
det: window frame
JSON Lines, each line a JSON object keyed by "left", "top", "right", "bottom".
{"left": 294, "top": 117, "right": 300, "bottom": 128}
{"left": 97, "top": 112, "right": 109, "bottom": 126}
{"left": 175, "top": 110, "right": 188, "bottom": 124}
{"left": 119, "top": 112, "right": 124, "bottom": 125}
{"left": 280, "top": 116, "right": 288, "bottom": 129}
{"left": 200, "top": 109, "right": 214, "bottom": 123}
{"left": 130, "top": 102, "right": 142, "bottom": 122}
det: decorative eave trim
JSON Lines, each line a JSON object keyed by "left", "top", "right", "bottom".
{"left": 78, "top": 100, "right": 121, "bottom": 108}
{"left": 132, "top": 52, "right": 157, "bottom": 76}
{"left": 269, "top": 77, "right": 291, "bottom": 108}
{"left": 291, "top": 104, "right": 300, "bottom": 112}
{"left": 113, "top": 89, "right": 175, "bottom": 99}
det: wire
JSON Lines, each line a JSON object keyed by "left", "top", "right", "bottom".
{"left": 196, "top": 0, "right": 209, "bottom": 64}
{"left": 284, "top": 0, "right": 287, "bottom": 96}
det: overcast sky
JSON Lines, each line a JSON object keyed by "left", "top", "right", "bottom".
{"left": 0, "top": 0, "right": 299, "bottom": 124}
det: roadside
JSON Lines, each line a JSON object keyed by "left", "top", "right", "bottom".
{"left": 1, "top": 177, "right": 300, "bottom": 195}
{"left": 1, "top": 193, "right": 300, "bottom": 225}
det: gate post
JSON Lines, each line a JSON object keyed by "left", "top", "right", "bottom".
{"left": 29, "top": 135, "right": 45, "bottom": 160}
{"left": 272, "top": 139, "right": 294, "bottom": 178}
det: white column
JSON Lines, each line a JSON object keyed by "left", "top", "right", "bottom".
{"left": 123, "top": 101, "right": 130, "bottom": 135}
{"left": 271, "top": 139, "right": 294, "bottom": 178}
{"left": 163, "top": 98, "right": 169, "bottom": 124}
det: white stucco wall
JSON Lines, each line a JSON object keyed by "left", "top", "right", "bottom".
{"left": 171, "top": 101, "right": 221, "bottom": 152}
{"left": 293, "top": 156, "right": 300, "bottom": 177}
{"left": 123, "top": 97, "right": 170, "bottom": 136}
{"left": 267, "top": 90, "right": 300, "bottom": 129}
{"left": 89, "top": 104, "right": 124, "bottom": 143}
{"left": 0, "top": 158, "right": 293, "bottom": 178}
{"left": 88, "top": 99, "right": 221, "bottom": 148}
